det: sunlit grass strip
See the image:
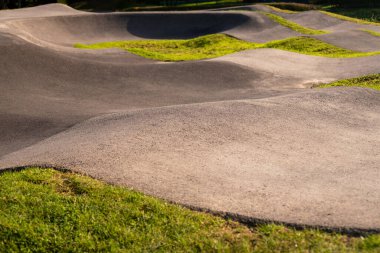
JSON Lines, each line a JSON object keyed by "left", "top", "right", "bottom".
{"left": 75, "top": 34, "right": 380, "bottom": 61}
{"left": 264, "top": 36, "right": 380, "bottom": 58}
{"left": 320, "top": 11, "right": 380, "bottom": 26}
{"left": 262, "top": 12, "right": 328, "bottom": 35}
{"left": 1, "top": 167, "right": 380, "bottom": 252}
{"left": 76, "top": 34, "right": 257, "bottom": 61}
{"left": 264, "top": 4, "right": 298, "bottom": 14}
{"left": 319, "top": 74, "right": 380, "bottom": 91}
{"left": 362, "top": 29, "right": 380, "bottom": 37}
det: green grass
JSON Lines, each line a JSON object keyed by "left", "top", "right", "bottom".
{"left": 362, "top": 29, "right": 380, "bottom": 37}
{"left": 262, "top": 12, "right": 328, "bottom": 35}
{"left": 1, "top": 167, "right": 380, "bottom": 252}
{"left": 319, "top": 73, "right": 380, "bottom": 91}
{"left": 320, "top": 10, "right": 380, "bottom": 26}
{"left": 264, "top": 36, "right": 379, "bottom": 58}
{"left": 76, "top": 34, "right": 380, "bottom": 61}
{"left": 75, "top": 34, "right": 258, "bottom": 61}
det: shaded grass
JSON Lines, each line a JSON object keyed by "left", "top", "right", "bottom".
{"left": 319, "top": 73, "right": 380, "bottom": 91}
{"left": 320, "top": 10, "right": 380, "bottom": 26}
{"left": 262, "top": 12, "right": 328, "bottom": 35}
{"left": 1, "top": 167, "right": 380, "bottom": 252}
{"left": 362, "top": 29, "right": 380, "bottom": 37}
{"left": 75, "top": 34, "right": 380, "bottom": 61}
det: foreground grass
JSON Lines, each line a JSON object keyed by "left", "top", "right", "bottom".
{"left": 75, "top": 34, "right": 380, "bottom": 61}
{"left": 319, "top": 73, "right": 380, "bottom": 91}
{"left": 1, "top": 168, "right": 380, "bottom": 252}
{"left": 262, "top": 12, "right": 327, "bottom": 35}
{"left": 0, "top": 168, "right": 253, "bottom": 252}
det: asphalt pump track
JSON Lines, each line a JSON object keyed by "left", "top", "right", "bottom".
{"left": 0, "top": 3, "right": 379, "bottom": 233}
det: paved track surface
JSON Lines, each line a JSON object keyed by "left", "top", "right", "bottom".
{"left": 0, "top": 4, "right": 379, "bottom": 231}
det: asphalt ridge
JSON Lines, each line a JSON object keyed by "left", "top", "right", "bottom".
{"left": 1, "top": 88, "right": 379, "bottom": 230}
{"left": 0, "top": 4, "right": 379, "bottom": 231}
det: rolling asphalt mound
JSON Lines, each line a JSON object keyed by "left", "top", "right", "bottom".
{"left": 0, "top": 3, "right": 82, "bottom": 21}
{"left": 1, "top": 88, "right": 379, "bottom": 231}
{"left": 1, "top": 4, "right": 380, "bottom": 232}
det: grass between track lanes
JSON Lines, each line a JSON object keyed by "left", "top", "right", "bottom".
{"left": 262, "top": 12, "right": 327, "bottom": 35}
{"left": 1, "top": 167, "right": 380, "bottom": 252}
{"left": 319, "top": 73, "right": 380, "bottom": 91}
{"left": 362, "top": 29, "right": 380, "bottom": 37}
{"left": 75, "top": 34, "right": 380, "bottom": 61}
{"left": 263, "top": 36, "right": 379, "bottom": 58}
{"left": 75, "top": 34, "right": 257, "bottom": 61}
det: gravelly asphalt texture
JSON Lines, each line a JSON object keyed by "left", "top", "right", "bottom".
{"left": 0, "top": 4, "right": 379, "bottom": 231}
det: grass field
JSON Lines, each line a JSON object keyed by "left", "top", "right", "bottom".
{"left": 319, "top": 73, "right": 380, "bottom": 90}
{"left": 1, "top": 167, "right": 379, "bottom": 252}
{"left": 75, "top": 34, "right": 380, "bottom": 61}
